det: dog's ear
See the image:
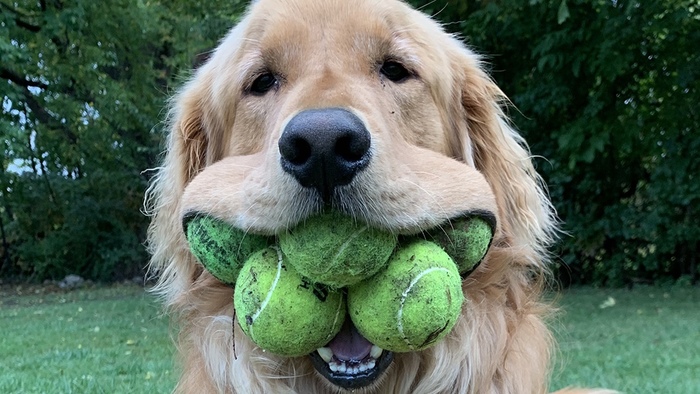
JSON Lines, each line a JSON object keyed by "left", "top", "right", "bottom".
{"left": 146, "top": 19, "right": 252, "bottom": 302}
{"left": 172, "top": 82, "right": 212, "bottom": 184}
{"left": 456, "top": 52, "right": 555, "bottom": 258}
{"left": 144, "top": 72, "right": 214, "bottom": 302}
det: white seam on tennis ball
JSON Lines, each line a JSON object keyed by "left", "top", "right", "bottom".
{"left": 330, "top": 225, "right": 369, "bottom": 266}
{"left": 250, "top": 246, "right": 284, "bottom": 331}
{"left": 397, "top": 266, "right": 451, "bottom": 349}
{"left": 329, "top": 291, "right": 345, "bottom": 338}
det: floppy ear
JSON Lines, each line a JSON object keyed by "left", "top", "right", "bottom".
{"left": 457, "top": 52, "right": 556, "bottom": 262}
{"left": 144, "top": 71, "right": 216, "bottom": 304}
{"left": 145, "top": 19, "right": 252, "bottom": 304}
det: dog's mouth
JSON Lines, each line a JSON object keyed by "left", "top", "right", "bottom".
{"left": 309, "top": 317, "right": 394, "bottom": 390}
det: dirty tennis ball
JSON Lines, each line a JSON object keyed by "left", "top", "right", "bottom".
{"left": 428, "top": 216, "right": 494, "bottom": 274}
{"left": 234, "top": 247, "right": 346, "bottom": 357}
{"left": 347, "top": 240, "right": 464, "bottom": 353}
{"left": 279, "top": 211, "right": 398, "bottom": 288}
{"left": 186, "top": 215, "right": 271, "bottom": 285}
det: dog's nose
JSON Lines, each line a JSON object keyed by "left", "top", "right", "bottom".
{"left": 279, "top": 108, "right": 371, "bottom": 199}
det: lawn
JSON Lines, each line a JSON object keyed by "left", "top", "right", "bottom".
{"left": 550, "top": 286, "right": 700, "bottom": 393}
{"left": 1, "top": 284, "right": 698, "bottom": 393}
{"left": 0, "top": 284, "right": 174, "bottom": 394}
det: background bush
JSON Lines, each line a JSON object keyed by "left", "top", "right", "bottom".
{"left": 412, "top": 0, "right": 699, "bottom": 286}
{"left": 1, "top": 0, "right": 697, "bottom": 285}
{"left": 0, "top": 0, "right": 246, "bottom": 280}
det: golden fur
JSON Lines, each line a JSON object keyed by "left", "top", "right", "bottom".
{"left": 146, "top": 1, "right": 613, "bottom": 393}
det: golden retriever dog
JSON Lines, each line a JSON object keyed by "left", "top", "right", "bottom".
{"left": 146, "top": 0, "right": 613, "bottom": 393}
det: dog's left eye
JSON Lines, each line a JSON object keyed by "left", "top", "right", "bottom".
{"left": 380, "top": 61, "right": 411, "bottom": 82}
{"left": 249, "top": 72, "right": 278, "bottom": 94}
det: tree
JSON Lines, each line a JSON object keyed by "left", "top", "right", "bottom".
{"left": 0, "top": 0, "right": 245, "bottom": 280}
{"left": 2, "top": 0, "right": 697, "bottom": 285}
{"left": 411, "top": 0, "right": 699, "bottom": 285}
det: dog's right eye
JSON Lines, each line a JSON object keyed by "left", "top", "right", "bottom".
{"left": 380, "top": 61, "right": 411, "bottom": 83}
{"left": 249, "top": 72, "right": 278, "bottom": 94}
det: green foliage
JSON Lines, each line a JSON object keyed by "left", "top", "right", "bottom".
{"left": 0, "top": 0, "right": 245, "bottom": 280}
{"left": 411, "top": 0, "right": 700, "bottom": 286}
{"left": 2, "top": 0, "right": 697, "bottom": 285}
{"left": 7, "top": 171, "right": 146, "bottom": 279}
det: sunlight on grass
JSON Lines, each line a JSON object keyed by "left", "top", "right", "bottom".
{"left": 1, "top": 284, "right": 698, "bottom": 393}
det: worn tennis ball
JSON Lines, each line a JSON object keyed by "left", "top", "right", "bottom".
{"left": 279, "top": 211, "right": 397, "bottom": 288}
{"left": 186, "top": 215, "right": 271, "bottom": 285}
{"left": 234, "top": 247, "right": 346, "bottom": 357}
{"left": 428, "top": 216, "right": 493, "bottom": 274}
{"left": 347, "top": 240, "right": 463, "bottom": 353}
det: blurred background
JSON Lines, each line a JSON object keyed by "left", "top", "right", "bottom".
{"left": 1, "top": 0, "right": 698, "bottom": 287}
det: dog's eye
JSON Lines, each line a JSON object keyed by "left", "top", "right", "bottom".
{"left": 249, "top": 72, "right": 278, "bottom": 94}
{"left": 380, "top": 61, "right": 411, "bottom": 82}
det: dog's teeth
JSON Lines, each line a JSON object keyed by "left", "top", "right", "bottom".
{"left": 317, "top": 347, "right": 333, "bottom": 363}
{"left": 370, "top": 345, "right": 383, "bottom": 359}
{"left": 329, "top": 361, "right": 339, "bottom": 372}
{"left": 327, "top": 358, "right": 379, "bottom": 376}
{"left": 324, "top": 349, "right": 384, "bottom": 376}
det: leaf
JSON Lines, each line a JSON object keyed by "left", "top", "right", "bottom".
{"left": 599, "top": 297, "right": 616, "bottom": 309}
{"left": 558, "top": 0, "right": 570, "bottom": 24}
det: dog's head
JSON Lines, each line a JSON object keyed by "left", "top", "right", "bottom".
{"left": 148, "top": 0, "right": 555, "bottom": 391}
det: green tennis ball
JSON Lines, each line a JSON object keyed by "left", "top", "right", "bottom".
{"left": 186, "top": 215, "right": 271, "bottom": 285}
{"left": 234, "top": 247, "right": 346, "bottom": 356}
{"left": 428, "top": 216, "right": 493, "bottom": 274}
{"left": 279, "top": 211, "right": 397, "bottom": 288}
{"left": 347, "top": 240, "right": 463, "bottom": 352}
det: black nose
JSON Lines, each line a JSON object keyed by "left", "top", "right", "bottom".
{"left": 279, "top": 108, "right": 371, "bottom": 200}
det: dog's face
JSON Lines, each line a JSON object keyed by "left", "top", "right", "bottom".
{"left": 179, "top": 0, "right": 499, "bottom": 235}
{"left": 153, "top": 0, "right": 554, "bottom": 392}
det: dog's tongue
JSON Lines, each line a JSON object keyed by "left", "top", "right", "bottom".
{"left": 328, "top": 318, "right": 372, "bottom": 361}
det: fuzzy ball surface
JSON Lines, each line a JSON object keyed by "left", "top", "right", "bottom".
{"left": 429, "top": 216, "right": 493, "bottom": 274}
{"left": 234, "top": 247, "right": 346, "bottom": 356}
{"left": 347, "top": 240, "right": 464, "bottom": 352}
{"left": 186, "top": 215, "right": 271, "bottom": 285}
{"left": 279, "top": 211, "right": 397, "bottom": 288}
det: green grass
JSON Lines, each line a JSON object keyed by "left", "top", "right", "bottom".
{"left": 0, "top": 284, "right": 175, "bottom": 394}
{"left": 1, "top": 284, "right": 698, "bottom": 393}
{"left": 550, "top": 286, "right": 700, "bottom": 393}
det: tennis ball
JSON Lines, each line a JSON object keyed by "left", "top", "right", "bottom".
{"left": 279, "top": 211, "right": 397, "bottom": 288}
{"left": 234, "top": 247, "right": 346, "bottom": 357}
{"left": 347, "top": 240, "right": 463, "bottom": 353}
{"left": 186, "top": 215, "right": 271, "bottom": 285}
{"left": 428, "top": 216, "right": 493, "bottom": 274}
